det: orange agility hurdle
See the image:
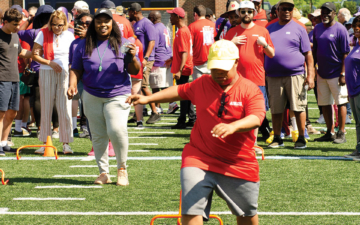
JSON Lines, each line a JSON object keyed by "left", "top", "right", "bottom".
{"left": 0, "top": 169, "right": 9, "bottom": 185}
{"left": 16, "top": 145, "right": 58, "bottom": 160}
{"left": 150, "top": 190, "right": 223, "bottom": 225}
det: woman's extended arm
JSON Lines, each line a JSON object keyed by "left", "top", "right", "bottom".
{"left": 31, "top": 42, "right": 62, "bottom": 73}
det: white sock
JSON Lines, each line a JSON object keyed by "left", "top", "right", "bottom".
{"left": 22, "top": 122, "right": 27, "bottom": 128}
{"left": 1, "top": 141, "right": 7, "bottom": 147}
{"left": 15, "top": 120, "right": 22, "bottom": 132}
{"left": 72, "top": 117, "right": 77, "bottom": 130}
{"left": 291, "top": 117, "right": 298, "bottom": 131}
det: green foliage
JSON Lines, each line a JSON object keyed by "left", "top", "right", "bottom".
{"left": 343, "top": 1, "right": 358, "bottom": 15}
{"left": 301, "top": 5, "right": 312, "bottom": 16}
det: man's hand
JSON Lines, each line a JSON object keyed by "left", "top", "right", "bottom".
{"left": 257, "top": 36, "right": 267, "bottom": 47}
{"left": 304, "top": 76, "right": 315, "bottom": 90}
{"left": 125, "top": 94, "right": 149, "bottom": 105}
{"left": 165, "top": 57, "right": 172, "bottom": 68}
{"left": 142, "top": 58, "right": 148, "bottom": 68}
{"left": 67, "top": 86, "right": 77, "bottom": 100}
{"left": 211, "top": 123, "right": 237, "bottom": 139}
{"left": 231, "top": 34, "right": 247, "bottom": 45}
{"left": 74, "top": 25, "right": 86, "bottom": 38}
{"left": 339, "top": 75, "right": 346, "bottom": 86}
{"left": 174, "top": 71, "right": 181, "bottom": 80}
{"left": 49, "top": 61, "right": 62, "bottom": 73}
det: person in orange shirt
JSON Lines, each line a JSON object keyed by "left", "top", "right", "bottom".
{"left": 252, "top": 0, "right": 268, "bottom": 27}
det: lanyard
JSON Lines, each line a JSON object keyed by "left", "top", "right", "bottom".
{"left": 96, "top": 40, "right": 110, "bottom": 72}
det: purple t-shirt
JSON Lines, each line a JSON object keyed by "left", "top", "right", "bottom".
{"left": 215, "top": 17, "right": 231, "bottom": 40}
{"left": 134, "top": 18, "right": 156, "bottom": 61}
{"left": 345, "top": 43, "right": 360, "bottom": 97}
{"left": 71, "top": 38, "right": 131, "bottom": 98}
{"left": 18, "top": 29, "right": 42, "bottom": 72}
{"left": 265, "top": 20, "right": 311, "bottom": 77}
{"left": 308, "top": 30, "right": 314, "bottom": 43}
{"left": 313, "top": 22, "right": 350, "bottom": 79}
{"left": 69, "top": 38, "right": 82, "bottom": 64}
{"left": 153, "top": 23, "right": 172, "bottom": 67}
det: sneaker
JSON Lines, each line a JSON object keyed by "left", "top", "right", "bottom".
{"left": 254, "top": 145, "right": 263, "bottom": 154}
{"left": 128, "top": 114, "right": 137, "bottom": 123}
{"left": 156, "top": 107, "right": 164, "bottom": 114}
{"left": 13, "top": 128, "right": 30, "bottom": 137}
{"left": 28, "top": 122, "right": 36, "bottom": 127}
{"left": 146, "top": 112, "right": 161, "bottom": 124}
{"left": 136, "top": 121, "right": 143, "bottom": 128}
{"left": 94, "top": 173, "right": 112, "bottom": 185}
{"left": 63, "top": 144, "right": 73, "bottom": 154}
{"left": 266, "top": 131, "right": 274, "bottom": 144}
{"left": 73, "top": 128, "right": 79, "bottom": 137}
{"left": 37, "top": 130, "right": 41, "bottom": 139}
{"left": 167, "top": 102, "right": 179, "bottom": 114}
{"left": 307, "top": 125, "right": 320, "bottom": 135}
{"left": 116, "top": 168, "right": 129, "bottom": 186}
{"left": 304, "top": 128, "right": 310, "bottom": 140}
{"left": 291, "top": 130, "right": 299, "bottom": 142}
{"left": 0, "top": 147, "right": 5, "bottom": 156}
{"left": 79, "top": 128, "right": 90, "bottom": 138}
{"left": 185, "top": 120, "right": 195, "bottom": 127}
{"left": 35, "top": 147, "right": 45, "bottom": 154}
{"left": 294, "top": 136, "right": 306, "bottom": 149}
{"left": 7, "top": 141, "right": 14, "bottom": 147}
{"left": 268, "top": 137, "right": 284, "bottom": 148}
{"left": 345, "top": 115, "right": 352, "bottom": 124}
{"left": 22, "top": 126, "right": 32, "bottom": 133}
{"left": 52, "top": 130, "right": 59, "bottom": 139}
{"left": 3, "top": 145, "right": 16, "bottom": 153}
{"left": 171, "top": 123, "right": 187, "bottom": 129}
{"left": 344, "top": 149, "right": 360, "bottom": 158}
{"left": 316, "top": 114, "right": 325, "bottom": 124}
{"left": 333, "top": 130, "right": 346, "bottom": 144}
{"left": 314, "top": 132, "right": 335, "bottom": 142}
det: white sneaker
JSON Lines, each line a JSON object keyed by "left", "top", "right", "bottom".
{"left": 345, "top": 115, "right": 352, "bottom": 124}
{"left": 316, "top": 114, "right": 325, "bottom": 124}
{"left": 63, "top": 144, "right": 73, "bottom": 154}
{"left": 35, "top": 147, "right": 45, "bottom": 154}
{"left": 156, "top": 107, "right": 163, "bottom": 114}
{"left": 52, "top": 131, "right": 59, "bottom": 139}
{"left": 167, "top": 102, "right": 179, "bottom": 114}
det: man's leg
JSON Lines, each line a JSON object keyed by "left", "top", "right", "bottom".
{"left": 237, "top": 215, "right": 258, "bottom": 225}
{"left": 272, "top": 113, "right": 283, "bottom": 136}
{"left": 0, "top": 111, "right": 6, "bottom": 143}
{"left": 175, "top": 75, "right": 190, "bottom": 127}
{"left": 2, "top": 109, "right": 17, "bottom": 142}
{"left": 338, "top": 104, "right": 347, "bottom": 132}
{"left": 182, "top": 215, "right": 203, "bottom": 225}
{"left": 294, "top": 111, "right": 306, "bottom": 136}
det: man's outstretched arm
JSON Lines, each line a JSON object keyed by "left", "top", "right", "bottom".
{"left": 126, "top": 85, "right": 183, "bottom": 105}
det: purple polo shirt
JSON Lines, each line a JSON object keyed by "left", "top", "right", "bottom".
{"left": 215, "top": 17, "right": 231, "bottom": 40}
{"left": 345, "top": 43, "right": 360, "bottom": 97}
{"left": 133, "top": 18, "right": 156, "bottom": 61}
{"left": 69, "top": 38, "right": 82, "bottom": 65}
{"left": 308, "top": 29, "right": 314, "bottom": 43}
{"left": 313, "top": 22, "right": 350, "bottom": 79}
{"left": 265, "top": 20, "right": 311, "bottom": 77}
{"left": 71, "top": 38, "right": 131, "bottom": 98}
{"left": 153, "top": 22, "right": 172, "bottom": 67}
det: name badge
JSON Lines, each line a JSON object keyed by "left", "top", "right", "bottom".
{"left": 14, "top": 43, "right": 18, "bottom": 48}
{"left": 286, "top": 32, "right": 290, "bottom": 35}
{"left": 356, "top": 50, "right": 359, "bottom": 53}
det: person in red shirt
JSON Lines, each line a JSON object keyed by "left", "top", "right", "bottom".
{"left": 252, "top": 0, "right": 268, "bottom": 27}
{"left": 165, "top": 7, "right": 195, "bottom": 129}
{"left": 189, "top": 5, "right": 216, "bottom": 80}
{"left": 225, "top": 0, "right": 274, "bottom": 151}
{"left": 126, "top": 39, "right": 265, "bottom": 225}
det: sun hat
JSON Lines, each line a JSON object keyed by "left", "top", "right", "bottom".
{"left": 207, "top": 40, "right": 239, "bottom": 71}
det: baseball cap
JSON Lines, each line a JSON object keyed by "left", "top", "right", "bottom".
{"left": 73, "top": 1, "right": 89, "bottom": 10}
{"left": 239, "top": 1, "right": 255, "bottom": 10}
{"left": 166, "top": 7, "right": 185, "bottom": 18}
{"left": 128, "top": 3, "right": 142, "bottom": 12}
{"left": 346, "top": 17, "right": 355, "bottom": 25}
{"left": 116, "top": 6, "right": 125, "bottom": 15}
{"left": 278, "top": 0, "right": 295, "bottom": 6}
{"left": 206, "top": 8, "right": 213, "bottom": 16}
{"left": 94, "top": 8, "right": 113, "bottom": 19}
{"left": 207, "top": 40, "right": 239, "bottom": 71}
{"left": 101, "top": 0, "right": 116, "bottom": 9}
{"left": 321, "top": 2, "right": 336, "bottom": 12}
{"left": 308, "top": 9, "right": 321, "bottom": 17}
{"left": 11, "top": 5, "right": 23, "bottom": 13}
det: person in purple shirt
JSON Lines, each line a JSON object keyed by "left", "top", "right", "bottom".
{"left": 313, "top": 2, "right": 350, "bottom": 144}
{"left": 344, "top": 16, "right": 360, "bottom": 159}
{"left": 68, "top": 9, "right": 140, "bottom": 186}
{"left": 265, "top": 0, "right": 315, "bottom": 149}
{"left": 128, "top": 3, "right": 161, "bottom": 124}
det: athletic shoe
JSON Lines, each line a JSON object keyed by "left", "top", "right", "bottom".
{"left": 128, "top": 114, "right": 136, "bottom": 123}
{"left": 266, "top": 131, "right": 274, "bottom": 144}
{"left": 185, "top": 121, "right": 195, "bottom": 127}
{"left": 171, "top": 123, "right": 187, "bottom": 129}
{"left": 167, "top": 102, "right": 179, "bottom": 114}
{"left": 0, "top": 147, "right": 5, "bottom": 156}
{"left": 28, "top": 122, "right": 36, "bottom": 127}
{"left": 156, "top": 107, "right": 164, "bottom": 114}
{"left": 314, "top": 132, "right": 335, "bottom": 142}
{"left": 35, "top": 147, "right": 45, "bottom": 154}
{"left": 52, "top": 130, "right": 59, "bottom": 139}
{"left": 143, "top": 109, "right": 149, "bottom": 116}
{"left": 22, "top": 126, "right": 32, "bottom": 133}
{"left": 13, "top": 128, "right": 30, "bottom": 137}
{"left": 94, "top": 173, "right": 112, "bottom": 185}
{"left": 316, "top": 114, "right": 325, "bottom": 124}
{"left": 7, "top": 141, "right": 14, "bottom": 147}
{"left": 307, "top": 125, "right": 320, "bottom": 135}
{"left": 116, "top": 168, "right": 129, "bottom": 186}
{"left": 294, "top": 136, "right": 306, "bottom": 149}
{"left": 108, "top": 142, "right": 115, "bottom": 157}
{"left": 267, "top": 137, "right": 284, "bottom": 148}
{"left": 304, "top": 128, "right": 310, "bottom": 140}
{"left": 136, "top": 121, "right": 143, "bottom": 128}
{"left": 63, "top": 144, "right": 73, "bottom": 154}
{"left": 3, "top": 145, "right": 16, "bottom": 153}
{"left": 334, "top": 126, "right": 347, "bottom": 134}
{"left": 79, "top": 128, "right": 90, "bottom": 138}
{"left": 291, "top": 130, "right": 299, "bottom": 142}
{"left": 344, "top": 150, "right": 360, "bottom": 158}
{"left": 146, "top": 112, "right": 161, "bottom": 124}
{"left": 333, "top": 130, "right": 346, "bottom": 144}
{"left": 73, "top": 128, "right": 79, "bottom": 137}
{"left": 345, "top": 115, "right": 352, "bottom": 124}
{"left": 254, "top": 145, "right": 263, "bottom": 154}
{"left": 280, "top": 128, "right": 292, "bottom": 139}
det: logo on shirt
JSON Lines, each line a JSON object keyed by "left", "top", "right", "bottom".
{"left": 356, "top": 50, "right": 359, "bottom": 53}
{"left": 137, "top": 27, "right": 140, "bottom": 30}
{"left": 330, "top": 34, "right": 334, "bottom": 37}
{"left": 286, "top": 32, "right": 291, "bottom": 35}
{"left": 252, "top": 34, "right": 259, "bottom": 37}
{"left": 230, "top": 101, "right": 242, "bottom": 106}
{"left": 14, "top": 43, "right": 18, "bottom": 48}
{"left": 202, "top": 26, "right": 215, "bottom": 46}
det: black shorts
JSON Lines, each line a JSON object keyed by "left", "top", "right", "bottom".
{"left": 0, "top": 81, "right": 20, "bottom": 111}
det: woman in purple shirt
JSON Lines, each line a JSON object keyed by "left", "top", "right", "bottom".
{"left": 68, "top": 9, "right": 140, "bottom": 186}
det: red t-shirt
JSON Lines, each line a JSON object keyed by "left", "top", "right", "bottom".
{"left": 266, "top": 18, "right": 306, "bottom": 30}
{"left": 18, "top": 39, "right": 30, "bottom": 73}
{"left": 131, "top": 38, "right": 144, "bottom": 80}
{"left": 178, "top": 74, "right": 265, "bottom": 182}
{"left": 253, "top": 10, "right": 268, "bottom": 27}
{"left": 188, "top": 19, "right": 216, "bottom": 66}
{"left": 225, "top": 24, "right": 274, "bottom": 86}
{"left": 171, "top": 26, "right": 193, "bottom": 76}
{"left": 112, "top": 14, "right": 134, "bottom": 39}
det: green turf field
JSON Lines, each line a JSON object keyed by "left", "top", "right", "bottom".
{"left": 1, "top": 90, "right": 360, "bottom": 224}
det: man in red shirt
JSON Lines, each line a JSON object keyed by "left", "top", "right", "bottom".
{"left": 126, "top": 39, "right": 265, "bottom": 225}
{"left": 189, "top": 5, "right": 216, "bottom": 80}
{"left": 252, "top": 0, "right": 268, "bottom": 27}
{"left": 225, "top": 0, "right": 274, "bottom": 150}
{"left": 165, "top": 8, "right": 195, "bottom": 129}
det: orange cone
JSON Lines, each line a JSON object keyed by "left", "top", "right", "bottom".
{"left": 43, "top": 136, "right": 55, "bottom": 157}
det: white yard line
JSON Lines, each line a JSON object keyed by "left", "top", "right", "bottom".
{"left": 128, "top": 132, "right": 175, "bottom": 134}
{"left": 153, "top": 123, "right": 177, "bottom": 125}
{"left": 35, "top": 185, "right": 102, "bottom": 189}
{"left": 52, "top": 175, "right": 115, "bottom": 178}
{"left": 312, "top": 126, "right": 355, "bottom": 130}
{"left": 129, "top": 143, "right": 158, "bottom": 145}
{"left": 128, "top": 137, "right": 167, "bottom": 139}
{"left": 70, "top": 165, "right": 115, "bottom": 168}
{"left": 13, "top": 198, "right": 85, "bottom": 201}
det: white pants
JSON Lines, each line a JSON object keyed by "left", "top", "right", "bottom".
{"left": 39, "top": 69, "right": 73, "bottom": 143}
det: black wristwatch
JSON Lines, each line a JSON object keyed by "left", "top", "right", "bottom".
{"left": 144, "top": 56, "right": 149, "bottom": 61}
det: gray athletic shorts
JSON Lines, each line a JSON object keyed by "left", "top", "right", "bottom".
{"left": 0, "top": 81, "right": 20, "bottom": 111}
{"left": 181, "top": 167, "right": 259, "bottom": 220}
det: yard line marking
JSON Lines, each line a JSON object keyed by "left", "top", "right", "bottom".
{"left": 52, "top": 175, "right": 115, "bottom": 178}
{"left": 159, "top": 118, "right": 177, "bottom": 121}
{"left": 81, "top": 156, "right": 95, "bottom": 161}
{"left": 308, "top": 108, "right": 319, "bottom": 110}
{"left": 128, "top": 137, "right": 167, "bottom": 139}
{"left": 128, "top": 132, "right": 175, "bottom": 134}
{"left": 35, "top": 185, "right": 102, "bottom": 189}
{"left": 70, "top": 165, "right": 115, "bottom": 168}
{"left": 13, "top": 198, "right": 85, "bottom": 201}
{"left": 0, "top": 208, "right": 9, "bottom": 213}
{"left": 312, "top": 126, "right": 355, "bottom": 130}
{"left": 130, "top": 143, "right": 158, "bottom": 145}
{"left": 153, "top": 122, "right": 177, "bottom": 125}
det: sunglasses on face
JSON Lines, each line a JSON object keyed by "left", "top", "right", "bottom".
{"left": 280, "top": 7, "right": 294, "bottom": 12}
{"left": 52, "top": 24, "right": 64, "bottom": 28}
{"left": 79, "top": 21, "right": 91, "bottom": 26}
{"left": 240, "top": 10, "right": 253, "bottom": 14}
{"left": 218, "top": 92, "right": 229, "bottom": 118}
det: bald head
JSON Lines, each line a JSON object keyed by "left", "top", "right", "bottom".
{"left": 148, "top": 10, "right": 162, "bottom": 24}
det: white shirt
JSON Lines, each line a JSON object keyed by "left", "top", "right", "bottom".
{"left": 34, "top": 30, "right": 75, "bottom": 72}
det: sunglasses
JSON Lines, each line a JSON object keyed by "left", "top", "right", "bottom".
{"left": 280, "top": 7, "right": 294, "bottom": 12}
{"left": 240, "top": 10, "right": 253, "bottom": 14}
{"left": 217, "top": 92, "right": 229, "bottom": 118}
{"left": 79, "top": 21, "right": 92, "bottom": 26}
{"left": 51, "top": 23, "right": 64, "bottom": 28}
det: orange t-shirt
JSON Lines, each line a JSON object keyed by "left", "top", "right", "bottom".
{"left": 131, "top": 38, "right": 144, "bottom": 80}
{"left": 188, "top": 19, "right": 216, "bottom": 66}
{"left": 178, "top": 74, "right": 265, "bottom": 182}
{"left": 171, "top": 26, "right": 193, "bottom": 76}
{"left": 112, "top": 14, "right": 134, "bottom": 39}
{"left": 266, "top": 18, "right": 306, "bottom": 30}
{"left": 253, "top": 10, "right": 268, "bottom": 27}
{"left": 225, "top": 24, "right": 274, "bottom": 86}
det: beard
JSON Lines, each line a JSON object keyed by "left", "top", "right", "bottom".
{"left": 242, "top": 17, "right": 252, "bottom": 24}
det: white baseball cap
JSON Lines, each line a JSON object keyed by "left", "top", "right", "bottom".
{"left": 239, "top": 1, "right": 255, "bottom": 10}
{"left": 73, "top": 1, "right": 89, "bottom": 10}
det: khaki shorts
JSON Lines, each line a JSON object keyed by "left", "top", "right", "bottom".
{"left": 317, "top": 75, "right": 348, "bottom": 106}
{"left": 267, "top": 75, "right": 307, "bottom": 114}
{"left": 149, "top": 66, "right": 173, "bottom": 89}
{"left": 141, "top": 60, "right": 155, "bottom": 88}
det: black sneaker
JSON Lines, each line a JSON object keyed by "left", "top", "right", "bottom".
{"left": 143, "top": 109, "right": 149, "bottom": 116}
{"left": 314, "top": 132, "right": 335, "bottom": 142}
{"left": 171, "top": 123, "right": 187, "bottom": 129}
{"left": 73, "top": 128, "right": 79, "bottom": 137}
{"left": 294, "top": 136, "right": 306, "bottom": 149}
{"left": 185, "top": 121, "right": 195, "bottom": 127}
{"left": 344, "top": 149, "right": 360, "bottom": 158}
{"left": 267, "top": 136, "right": 284, "bottom": 148}
{"left": 137, "top": 121, "right": 143, "bottom": 128}
{"left": 146, "top": 113, "right": 161, "bottom": 124}
{"left": 3, "top": 145, "right": 16, "bottom": 153}
{"left": 333, "top": 130, "right": 346, "bottom": 144}
{"left": 0, "top": 147, "right": 5, "bottom": 156}
{"left": 128, "top": 117, "right": 137, "bottom": 123}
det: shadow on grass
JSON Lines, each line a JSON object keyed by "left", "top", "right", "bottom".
{"left": 8, "top": 177, "right": 94, "bottom": 185}
{"left": 16, "top": 149, "right": 88, "bottom": 156}
{"left": 149, "top": 148, "right": 184, "bottom": 151}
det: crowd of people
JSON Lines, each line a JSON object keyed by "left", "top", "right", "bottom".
{"left": 1, "top": 0, "right": 360, "bottom": 224}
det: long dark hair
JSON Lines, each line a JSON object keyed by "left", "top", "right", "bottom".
{"left": 352, "top": 16, "right": 360, "bottom": 45}
{"left": 85, "top": 19, "right": 122, "bottom": 56}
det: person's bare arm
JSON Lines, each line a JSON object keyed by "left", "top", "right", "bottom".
{"left": 211, "top": 115, "right": 261, "bottom": 138}
{"left": 142, "top": 40, "right": 155, "bottom": 66}
{"left": 67, "top": 69, "right": 83, "bottom": 99}
{"left": 18, "top": 49, "right": 32, "bottom": 58}
{"left": 339, "top": 53, "right": 348, "bottom": 86}
{"left": 304, "top": 51, "right": 315, "bottom": 90}
{"left": 32, "top": 42, "right": 62, "bottom": 73}
{"left": 257, "top": 36, "right": 275, "bottom": 58}
{"left": 126, "top": 85, "right": 183, "bottom": 105}
{"left": 174, "top": 52, "right": 188, "bottom": 80}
